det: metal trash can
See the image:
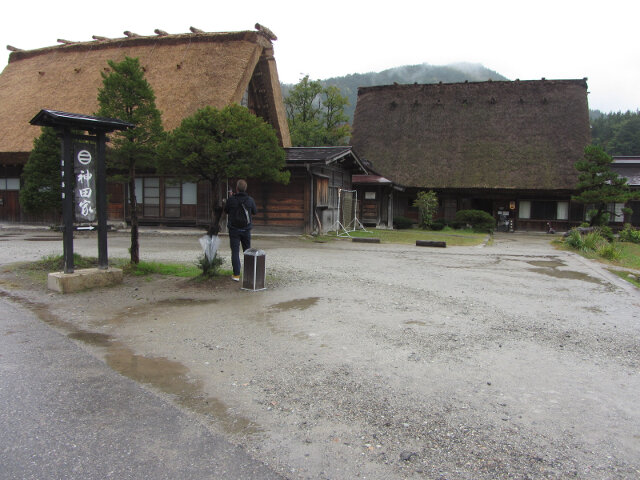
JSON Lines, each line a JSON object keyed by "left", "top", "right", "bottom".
{"left": 242, "top": 248, "right": 266, "bottom": 291}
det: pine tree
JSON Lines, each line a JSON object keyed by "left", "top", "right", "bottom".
{"left": 573, "top": 145, "right": 640, "bottom": 226}
{"left": 160, "top": 104, "right": 288, "bottom": 235}
{"left": 20, "top": 127, "right": 62, "bottom": 218}
{"left": 96, "top": 57, "right": 164, "bottom": 263}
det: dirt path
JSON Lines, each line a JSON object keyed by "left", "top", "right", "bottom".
{"left": 1, "top": 229, "right": 639, "bottom": 479}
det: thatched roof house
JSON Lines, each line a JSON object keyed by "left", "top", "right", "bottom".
{"left": 351, "top": 79, "right": 590, "bottom": 190}
{"left": 0, "top": 26, "right": 290, "bottom": 164}
{"left": 350, "top": 79, "right": 592, "bottom": 231}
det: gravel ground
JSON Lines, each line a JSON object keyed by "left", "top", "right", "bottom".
{"left": 1, "top": 227, "right": 639, "bottom": 479}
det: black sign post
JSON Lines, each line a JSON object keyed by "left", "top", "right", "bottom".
{"left": 96, "top": 132, "right": 108, "bottom": 269}
{"left": 61, "top": 129, "right": 74, "bottom": 273}
{"left": 30, "top": 110, "right": 133, "bottom": 274}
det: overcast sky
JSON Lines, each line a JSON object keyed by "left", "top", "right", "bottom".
{"left": 1, "top": 0, "right": 637, "bottom": 113}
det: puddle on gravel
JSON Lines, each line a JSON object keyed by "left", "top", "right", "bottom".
{"left": 0, "top": 290, "right": 259, "bottom": 436}
{"left": 530, "top": 268, "right": 603, "bottom": 284}
{"left": 526, "top": 259, "right": 603, "bottom": 284}
{"left": 104, "top": 345, "right": 260, "bottom": 436}
{"left": 68, "top": 330, "right": 113, "bottom": 347}
{"left": 270, "top": 297, "right": 319, "bottom": 312}
{"left": 25, "top": 236, "right": 63, "bottom": 242}
{"left": 108, "top": 298, "right": 219, "bottom": 325}
{"left": 527, "top": 260, "right": 566, "bottom": 269}
{"left": 153, "top": 298, "right": 219, "bottom": 307}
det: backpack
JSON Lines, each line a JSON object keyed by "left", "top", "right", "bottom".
{"left": 230, "top": 198, "right": 251, "bottom": 228}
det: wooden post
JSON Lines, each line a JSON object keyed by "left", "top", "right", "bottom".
{"left": 62, "top": 128, "right": 75, "bottom": 273}
{"left": 416, "top": 240, "right": 446, "bottom": 248}
{"left": 96, "top": 132, "right": 108, "bottom": 269}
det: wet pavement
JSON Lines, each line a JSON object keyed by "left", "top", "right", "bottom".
{"left": 0, "top": 292, "right": 282, "bottom": 479}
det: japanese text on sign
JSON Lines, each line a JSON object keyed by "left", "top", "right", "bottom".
{"left": 74, "top": 144, "right": 97, "bottom": 222}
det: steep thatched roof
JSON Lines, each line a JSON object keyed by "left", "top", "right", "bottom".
{"left": 0, "top": 28, "right": 290, "bottom": 159}
{"left": 350, "top": 79, "right": 590, "bottom": 190}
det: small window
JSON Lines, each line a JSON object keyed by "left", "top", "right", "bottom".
{"left": 143, "top": 177, "right": 159, "bottom": 217}
{"left": 134, "top": 178, "right": 143, "bottom": 202}
{"left": 365, "top": 191, "right": 376, "bottom": 200}
{"left": 607, "top": 203, "right": 626, "bottom": 222}
{"left": 556, "top": 202, "right": 569, "bottom": 220}
{"left": 165, "top": 185, "right": 181, "bottom": 205}
{"left": 531, "top": 201, "right": 556, "bottom": 220}
{"left": 6, "top": 178, "right": 20, "bottom": 190}
{"left": 0, "top": 178, "right": 20, "bottom": 190}
{"left": 570, "top": 202, "right": 584, "bottom": 222}
{"left": 182, "top": 182, "right": 197, "bottom": 205}
{"left": 518, "top": 200, "right": 531, "bottom": 219}
{"left": 165, "top": 182, "right": 181, "bottom": 218}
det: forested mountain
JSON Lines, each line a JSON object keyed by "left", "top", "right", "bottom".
{"left": 590, "top": 110, "right": 640, "bottom": 156}
{"left": 282, "top": 62, "right": 507, "bottom": 122}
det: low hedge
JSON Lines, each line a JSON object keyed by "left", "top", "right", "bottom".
{"left": 393, "top": 216, "right": 414, "bottom": 229}
{"left": 454, "top": 210, "right": 495, "bottom": 233}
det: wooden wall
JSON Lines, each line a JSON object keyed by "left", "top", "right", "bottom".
{"left": 251, "top": 172, "right": 307, "bottom": 230}
{"left": 0, "top": 190, "right": 20, "bottom": 222}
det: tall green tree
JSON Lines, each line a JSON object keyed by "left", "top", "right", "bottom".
{"left": 284, "top": 76, "right": 351, "bottom": 146}
{"left": 160, "top": 104, "right": 289, "bottom": 235}
{"left": 20, "top": 127, "right": 62, "bottom": 218}
{"left": 321, "top": 85, "right": 351, "bottom": 145}
{"left": 572, "top": 145, "right": 639, "bottom": 226}
{"left": 96, "top": 56, "right": 164, "bottom": 264}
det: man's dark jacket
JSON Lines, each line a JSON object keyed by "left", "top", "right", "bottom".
{"left": 224, "top": 192, "right": 258, "bottom": 229}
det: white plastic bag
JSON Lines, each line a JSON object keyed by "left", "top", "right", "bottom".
{"left": 199, "top": 234, "right": 221, "bottom": 262}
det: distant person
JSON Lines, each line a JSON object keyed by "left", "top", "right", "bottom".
{"left": 224, "top": 179, "right": 257, "bottom": 281}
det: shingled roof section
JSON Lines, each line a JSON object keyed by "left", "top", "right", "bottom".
{"left": 612, "top": 157, "right": 640, "bottom": 187}
{"left": 0, "top": 28, "right": 290, "bottom": 157}
{"left": 350, "top": 79, "right": 591, "bottom": 190}
{"left": 285, "top": 146, "right": 368, "bottom": 173}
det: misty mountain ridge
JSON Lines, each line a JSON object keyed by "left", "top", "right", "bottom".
{"left": 282, "top": 62, "right": 508, "bottom": 122}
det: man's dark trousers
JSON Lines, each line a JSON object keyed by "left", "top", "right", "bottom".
{"left": 229, "top": 227, "right": 251, "bottom": 276}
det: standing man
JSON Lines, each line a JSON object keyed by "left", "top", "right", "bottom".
{"left": 224, "top": 179, "right": 258, "bottom": 281}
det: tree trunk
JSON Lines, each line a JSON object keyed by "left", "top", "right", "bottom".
{"left": 129, "top": 162, "right": 139, "bottom": 264}
{"left": 207, "top": 179, "right": 224, "bottom": 236}
{"left": 590, "top": 205, "right": 606, "bottom": 227}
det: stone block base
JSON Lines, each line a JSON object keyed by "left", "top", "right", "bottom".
{"left": 48, "top": 268, "right": 123, "bottom": 293}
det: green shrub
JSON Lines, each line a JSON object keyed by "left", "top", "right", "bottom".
{"left": 454, "top": 210, "right": 495, "bottom": 233}
{"left": 596, "top": 225, "right": 615, "bottom": 242}
{"left": 393, "top": 216, "right": 414, "bottom": 229}
{"left": 564, "top": 229, "right": 584, "bottom": 249}
{"left": 619, "top": 223, "right": 640, "bottom": 243}
{"left": 598, "top": 242, "right": 621, "bottom": 260}
{"left": 565, "top": 228, "right": 618, "bottom": 258}
{"left": 197, "top": 255, "right": 225, "bottom": 278}
{"left": 582, "top": 231, "right": 606, "bottom": 251}
{"left": 413, "top": 190, "right": 439, "bottom": 229}
{"left": 430, "top": 219, "right": 446, "bottom": 231}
